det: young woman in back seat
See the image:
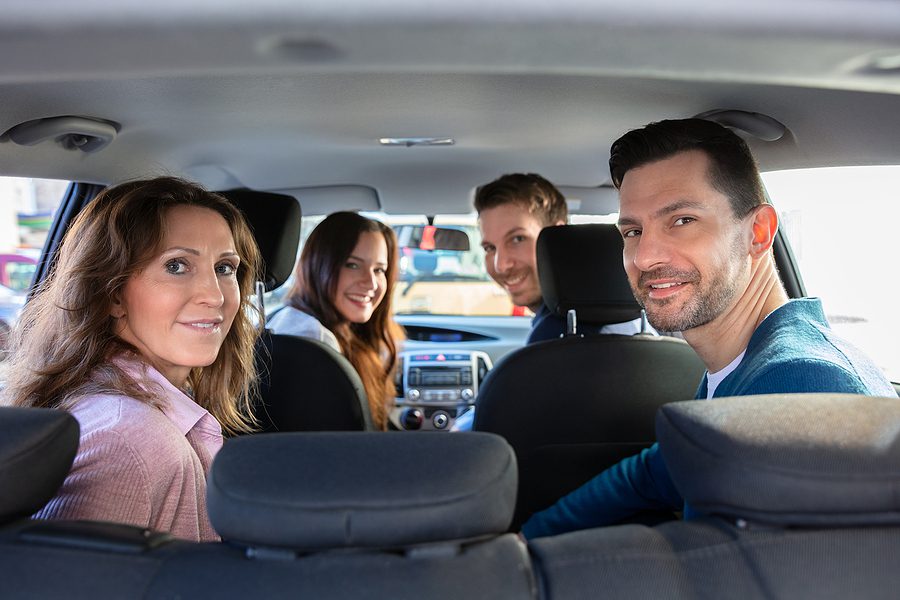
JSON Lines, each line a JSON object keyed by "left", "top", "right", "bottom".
{"left": 2, "top": 177, "right": 263, "bottom": 541}
{"left": 268, "top": 211, "right": 404, "bottom": 430}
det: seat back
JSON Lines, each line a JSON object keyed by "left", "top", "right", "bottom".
{"left": 254, "top": 331, "right": 372, "bottom": 431}
{"left": 0, "top": 406, "right": 79, "bottom": 526}
{"left": 530, "top": 394, "right": 900, "bottom": 599}
{"left": 474, "top": 224, "right": 705, "bottom": 529}
{"left": 221, "top": 189, "right": 372, "bottom": 431}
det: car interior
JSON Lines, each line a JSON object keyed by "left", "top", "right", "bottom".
{"left": 1, "top": 1, "right": 900, "bottom": 597}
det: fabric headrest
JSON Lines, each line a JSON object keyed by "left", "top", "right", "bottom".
{"left": 536, "top": 224, "right": 641, "bottom": 326}
{"left": 0, "top": 407, "right": 79, "bottom": 524}
{"left": 207, "top": 431, "right": 517, "bottom": 550}
{"left": 657, "top": 394, "right": 900, "bottom": 526}
{"left": 219, "top": 188, "right": 301, "bottom": 291}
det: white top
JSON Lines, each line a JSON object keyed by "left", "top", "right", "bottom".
{"left": 705, "top": 350, "right": 747, "bottom": 400}
{"left": 268, "top": 306, "right": 342, "bottom": 354}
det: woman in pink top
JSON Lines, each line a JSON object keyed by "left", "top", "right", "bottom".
{"left": 2, "top": 177, "right": 263, "bottom": 541}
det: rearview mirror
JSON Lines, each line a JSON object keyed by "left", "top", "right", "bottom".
{"left": 394, "top": 225, "right": 470, "bottom": 252}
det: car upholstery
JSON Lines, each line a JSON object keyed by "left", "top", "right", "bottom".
{"left": 473, "top": 224, "right": 706, "bottom": 529}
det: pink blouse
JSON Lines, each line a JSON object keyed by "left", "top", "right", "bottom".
{"left": 35, "top": 363, "right": 223, "bottom": 541}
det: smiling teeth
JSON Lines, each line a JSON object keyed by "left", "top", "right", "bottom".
{"left": 348, "top": 294, "right": 371, "bottom": 303}
{"left": 651, "top": 283, "right": 679, "bottom": 289}
{"left": 191, "top": 323, "right": 217, "bottom": 328}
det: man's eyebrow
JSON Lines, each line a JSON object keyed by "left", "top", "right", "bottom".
{"left": 653, "top": 200, "right": 707, "bottom": 219}
{"left": 618, "top": 200, "right": 707, "bottom": 228}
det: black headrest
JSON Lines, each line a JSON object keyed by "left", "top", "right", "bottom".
{"left": 536, "top": 224, "right": 641, "bottom": 326}
{"left": 207, "top": 432, "right": 517, "bottom": 550}
{"left": 0, "top": 407, "right": 79, "bottom": 524}
{"left": 219, "top": 188, "right": 302, "bottom": 291}
{"left": 657, "top": 394, "right": 900, "bottom": 527}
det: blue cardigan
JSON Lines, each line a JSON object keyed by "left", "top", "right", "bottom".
{"left": 521, "top": 298, "right": 898, "bottom": 539}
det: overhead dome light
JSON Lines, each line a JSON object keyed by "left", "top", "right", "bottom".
{"left": 379, "top": 137, "right": 455, "bottom": 147}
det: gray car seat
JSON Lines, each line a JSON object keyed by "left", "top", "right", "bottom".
{"left": 220, "top": 189, "right": 373, "bottom": 432}
{"left": 473, "top": 224, "right": 705, "bottom": 530}
{"left": 0, "top": 405, "right": 534, "bottom": 599}
{"left": 530, "top": 393, "right": 900, "bottom": 599}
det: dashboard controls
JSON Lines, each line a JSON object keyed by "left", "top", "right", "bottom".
{"left": 391, "top": 350, "right": 492, "bottom": 431}
{"left": 432, "top": 411, "right": 450, "bottom": 429}
{"left": 400, "top": 407, "right": 424, "bottom": 430}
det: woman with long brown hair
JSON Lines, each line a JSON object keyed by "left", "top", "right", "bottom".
{"left": 268, "top": 211, "right": 404, "bottom": 430}
{"left": 2, "top": 177, "right": 263, "bottom": 541}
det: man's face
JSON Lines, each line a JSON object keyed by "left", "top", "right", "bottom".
{"left": 616, "top": 150, "right": 752, "bottom": 332}
{"left": 479, "top": 203, "right": 547, "bottom": 311}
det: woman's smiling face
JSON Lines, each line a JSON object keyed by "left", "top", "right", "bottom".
{"left": 333, "top": 230, "right": 389, "bottom": 324}
{"left": 112, "top": 205, "right": 241, "bottom": 387}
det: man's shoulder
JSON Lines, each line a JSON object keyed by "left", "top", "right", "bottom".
{"left": 724, "top": 303, "right": 895, "bottom": 397}
{"left": 527, "top": 304, "right": 565, "bottom": 344}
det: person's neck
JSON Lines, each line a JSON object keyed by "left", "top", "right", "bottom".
{"left": 683, "top": 259, "right": 788, "bottom": 373}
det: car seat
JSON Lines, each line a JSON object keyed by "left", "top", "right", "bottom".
{"left": 0, "top": 408, "right": 535, "bottom": 599}
{"left": 529, "top": 393, "right": 900, "bottom": 599}
{"left": 220, "top": 189, "right": 373, "bottom": 432}
{"left": 473, "top": 223, "right": 705, "bottom": 530}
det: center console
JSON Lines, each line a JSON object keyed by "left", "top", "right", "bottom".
{"left": 390, "top": 350, "right": 492, "bottom": 431}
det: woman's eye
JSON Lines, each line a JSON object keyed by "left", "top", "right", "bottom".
{"left": 165, "top": 259, "right": 189, "bottom": 274}
{"left": 344, "top": 261, "right": 359, "bottom": 270}
{"left": 216, "top": 262, "right": 237, "bottom": 276}
{"left": 374, "top": 267, "right": 386, "bottom": 275}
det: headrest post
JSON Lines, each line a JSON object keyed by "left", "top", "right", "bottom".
{"left": 255, "top": 281, "right": 266, "bottom": 324}
{"left": 566, "top": 309, "right": 577, "bottom": 336}
{"left": 640, "top": 309, "right": 649, "bottom": 334}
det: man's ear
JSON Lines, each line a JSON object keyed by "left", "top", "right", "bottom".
{"left": 554, "top": 219, "right": 566, "bottom": 227}
{"left": 749, "top": 204, "right": 779, "bottom": 258}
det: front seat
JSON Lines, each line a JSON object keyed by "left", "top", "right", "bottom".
{"left": 473, "top": 223, "right": 705, "bottom": 530}
{"left": 221, "top": 189, "right": 373, "bottom": 432}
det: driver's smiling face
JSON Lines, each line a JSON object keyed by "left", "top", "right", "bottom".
{"left": 617, "top": 150, "right": 751, "bottom": 332}
{"left": 478, "top": 202, "right": 546, "bottom": 312}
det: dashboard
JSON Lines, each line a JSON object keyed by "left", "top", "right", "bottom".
{"left": 390, "top": 349, "right": 492, "bottom": 431}
{"left": 390, "top": 315, "right": 530, "bottom": 431}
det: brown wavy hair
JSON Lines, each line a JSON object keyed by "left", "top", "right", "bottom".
{"left": 2, "top": 177, "right": 263, "bottom": 435}
{"left": 284, "top": 212, "right": 404, "bottom": 430}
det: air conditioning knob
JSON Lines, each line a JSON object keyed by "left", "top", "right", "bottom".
{"left": 432, "top": 411, "right": 450, "bottom": 430}
{"left": 460, "top": 388, "right": 474, "bottom": 401}
{"left": 400, "top": 408, "right": 424, "bottom": 430}
{"left": 407, "top": 388, "right": 421, "bottom": 401}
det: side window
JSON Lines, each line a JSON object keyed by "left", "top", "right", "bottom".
{"left": 0, "top": 176, "right": 69, "bottom": 363}
{"left": 762, "top": 166, "right": 899, "bottom": 383}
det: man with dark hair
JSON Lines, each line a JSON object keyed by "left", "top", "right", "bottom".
{"left": 476, "top": 173, "right": 645, "bottom": 343}
{"left": 521, "top": 118, "right": 897, "bottom": 539}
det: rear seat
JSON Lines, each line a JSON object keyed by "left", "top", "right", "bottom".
{"left": 0, "top": 407, "right": 534, "bottom": 599}
{"left": 5, "top": 394, "right": 900, "bottom": 598}
{"left": 529, "top": 393, "right": 900, "bottom": 599}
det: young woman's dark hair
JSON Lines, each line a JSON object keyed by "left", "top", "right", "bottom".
{"left": 609, "top": 118, "right": 766, "bottom": 219}
{"left": 284, "top": 212, "right": 404, "bottom": 430}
